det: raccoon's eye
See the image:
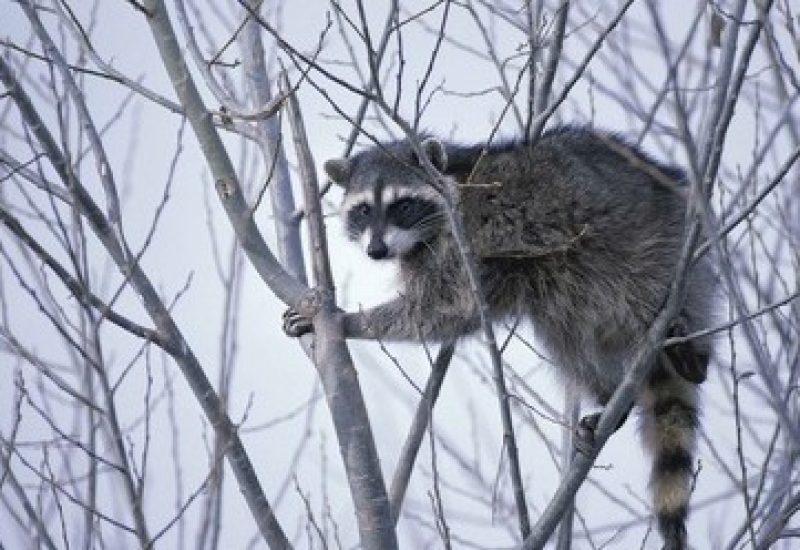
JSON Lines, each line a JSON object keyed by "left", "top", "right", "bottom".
{"left": 388, "top": 197, "right": 428, "bottom": 229}
{"left": 352, "top": 202, "right": 371, "bottom": 218}
{"left": 392, "top": 198, "right": 414, "bottom": 215}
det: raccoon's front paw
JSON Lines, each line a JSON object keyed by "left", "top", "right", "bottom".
{"left": 282, "top": 307, "right": 313, "bottom": 337}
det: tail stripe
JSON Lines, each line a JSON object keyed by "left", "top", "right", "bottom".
{"left": 652, "top": 398, "right": 697, "bottom": 421}
{"left": 659, "top": 509, "right": 689, "bottom": 550}
{"left": 653, "top": 448, "right": 693, "bottom": 475}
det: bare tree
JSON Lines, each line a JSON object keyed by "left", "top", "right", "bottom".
{"left": 1, "top": 1, "right": 798, "bottom": 549}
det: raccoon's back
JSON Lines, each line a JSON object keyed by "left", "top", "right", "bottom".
{"left": 461, "top": 131, "right": 694, "bottom": 391}
{"left": 465, "top": 133, "right": 687, "bottom": 304}
{"left": 459, "top": 129, "right": 688, "bottom": 263}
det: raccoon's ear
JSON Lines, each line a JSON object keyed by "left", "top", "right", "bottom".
{"left": 420, "top": 138, "right": 448, "bottom": 172}
{"left": 323, "top": 158, "right": 351, "bottom": 186}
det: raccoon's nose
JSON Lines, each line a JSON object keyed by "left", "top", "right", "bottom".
{"left": 367, "top": 238, "right": 389, "bottom": 260}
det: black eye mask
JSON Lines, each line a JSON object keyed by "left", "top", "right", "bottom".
{"left": 385, "top": 197, "right": 439, "bottom": 230}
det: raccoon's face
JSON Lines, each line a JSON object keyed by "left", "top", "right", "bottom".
{"left": 341, "top": 186, "right": 444, "bottom": 260}
{"left": 324, "top": 138, "right": 448, "bottom": 260}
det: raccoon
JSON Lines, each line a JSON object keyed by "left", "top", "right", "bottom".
{"left": 283, "top": 126, "right": 715, "bottom": 549}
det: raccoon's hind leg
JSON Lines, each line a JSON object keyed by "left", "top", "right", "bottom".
{"left": 663, "top": 320, "right": 710, "bottom": 384}
{"left": 640, "top": 360, "right": 700, "bottom": 550}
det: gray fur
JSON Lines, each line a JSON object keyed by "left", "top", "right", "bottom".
{"left": 323, "top": 157, "right": 351, "bottom": 184}
{"left": 285, "top": 126, "right": 715, "bottom": 549}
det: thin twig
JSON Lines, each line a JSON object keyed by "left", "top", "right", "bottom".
{"left": 664, "top": 290, "right": 800, "bottom": 347}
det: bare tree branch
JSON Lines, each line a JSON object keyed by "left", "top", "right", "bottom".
{"left": 281, "top": 71, "right": 397, "bottom": 550}
{"left": 389, "top": 340, "right": 455, "bottom": 523}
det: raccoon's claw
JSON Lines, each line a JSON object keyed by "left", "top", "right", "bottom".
{"left": 574, "top": 413, "right": 601, "bottom": 456}
{"left": 282, "top": 307, "right": 313, "bottom": 337}
{"left": 574, "top": 408, "right": 631, "bottom": 456}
